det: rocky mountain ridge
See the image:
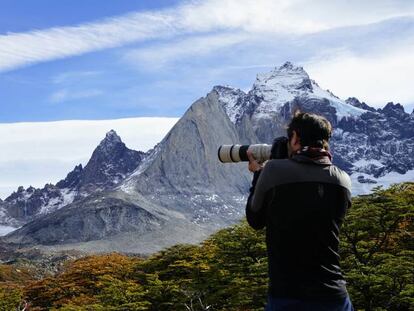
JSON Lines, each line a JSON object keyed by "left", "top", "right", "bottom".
{"left": 0, "top": 130, "right": 145, "bottom": 226}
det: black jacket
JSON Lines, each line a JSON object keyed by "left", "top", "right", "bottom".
{"left": 246, "top": 157, "right": 352, "bottom": 300}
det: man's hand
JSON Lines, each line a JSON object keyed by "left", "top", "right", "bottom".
{"left": 247, "top": 149, "right": 263, "bottom": 173}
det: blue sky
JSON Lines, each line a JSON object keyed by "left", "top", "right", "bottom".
{"left": 1, "top": 0, "right": 414, "bottom": 123}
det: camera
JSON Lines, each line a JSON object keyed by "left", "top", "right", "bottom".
{"left": 218, "top": 137, "right": 289, "bottom": 163}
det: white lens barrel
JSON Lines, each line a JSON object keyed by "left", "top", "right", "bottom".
{"left": 218, "top": 145, "right": 242, "bottom": 163}
{"left": 249, "top": 144, "right": 272, "bottom": 163}
{"left": 218, "top": 144, "right": 272, "bottom": 163}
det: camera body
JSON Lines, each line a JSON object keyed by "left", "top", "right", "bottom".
{"left": 218, "top": 136, "right": 289, "bottom": 163}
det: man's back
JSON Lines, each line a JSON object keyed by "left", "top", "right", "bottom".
{"left": 246, "top": 158, "right": 352, "bottom": 300}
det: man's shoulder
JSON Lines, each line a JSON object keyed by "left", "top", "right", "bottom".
{"left": 264, "top": 158, "right": 296, "bottom": 171}
{"left": 262, "top": 159, "right": 293, "bottom": 179}
{"left": 328, "top": 165, "right": 352, "bottom": 191}
{"left": 263, "top": 159, "right": 351, "bottom": 191}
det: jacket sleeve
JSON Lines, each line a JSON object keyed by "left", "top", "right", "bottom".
{"left": 245, "top": 170, "right": 266, "bottom": 230}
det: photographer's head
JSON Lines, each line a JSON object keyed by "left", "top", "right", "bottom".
{"left": 287, "top": 112, "right": 332, "bottom": 157}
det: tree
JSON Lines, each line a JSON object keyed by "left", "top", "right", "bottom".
{"left": 24, "top": 253, "right": 142, "bottom": 310}
{"left": 340, "top": 183, "right": 414, "bottom": 310}
{"left": 0, "top": 263, "right": 34, "bottom": 311}
{"left": 0, "top": 284, "right": 24, "bottom": 311}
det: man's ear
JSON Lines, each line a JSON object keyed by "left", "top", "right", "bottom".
{"left": 292, "top": 130, "right": 300, "bottom": 146}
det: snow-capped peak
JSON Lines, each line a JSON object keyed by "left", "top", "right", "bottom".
{"left": 254, "top": 61, "right": 311, "bottom": 92}
{"left": 249, "top": 62, "right": 313, "bottom": 119}
{"left": 215, "top": 62, "right": 367, "bottom": 123}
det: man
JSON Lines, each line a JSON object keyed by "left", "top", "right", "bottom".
{"left": 246, "top": 112, "right": 354, "bottom": 311}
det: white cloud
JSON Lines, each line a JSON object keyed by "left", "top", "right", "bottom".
{"left": 177, "top": 0, "right": 414, "bottom": 34}
{"left": 122, "top": 15, "right": 414, "bottom": 109}
{"left": 124, "top": 32, "right": 250, "bottom": 70}
{"left": 1, "top": 0, "right": 412, "bottom": 72}
{"left": 52, "top": 70, "right": 102, "bottom": 84}
{"left": 49, "top": 89, "right": 104, "bottom": 103}
{"left": 282, "top": 0, "right": 414, "bottom": 29}
{"left": 0, "top": 117, "right": 178, "bottom": 199}
{"left": 305, "top": 43, "right": 414, "bottom": 107}
{"left": 0, "top": 11, "right": 177, "bottom": 72}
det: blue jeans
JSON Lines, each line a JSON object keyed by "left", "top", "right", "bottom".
{"left": 265, "top": 295, "right": 354, "bottom": 311}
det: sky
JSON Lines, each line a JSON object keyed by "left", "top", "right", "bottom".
{"left": 1, "top": 0, "right": 414, "bottom": 198}
{"left": 1, "top": 0, "right": 414, "bottom": 124}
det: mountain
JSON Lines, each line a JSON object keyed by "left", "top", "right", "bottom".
{"left": 0, "top": 130, "right": 145, "bottom": 226}
{"left": 2, "top": 62, "right": 413, "bottom": 253}
{"left": 216, "top": 62, "right": 413, "bottom": 193}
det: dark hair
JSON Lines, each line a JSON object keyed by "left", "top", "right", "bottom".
{"left": 287, "top": 111, "right": 332, "bottom": 150}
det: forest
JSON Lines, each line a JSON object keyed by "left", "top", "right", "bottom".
{"left": 1, "top": 183, "right": 413, "bottom": 311}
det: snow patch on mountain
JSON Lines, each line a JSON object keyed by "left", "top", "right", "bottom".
{"left": 0, "top": 225, "right": 18, "bottom": 236}
{"left": 353, "top": 159, "right": 384, "bottom": 168}
{"left": 213, "top": 86, "right": 246, "bottom": 123}
{"left": 39, "top": 188, "right": 76, "bottom": 214}
{"left": 128, "top": 144, "right": 161, "bottom": 178}
{"left": 189, "top": 193, "right": 245, "bottom": 224}
{"left": 117, "top": 144, "right": 162, "bottom": 194}
{"left": 351, "top": 169, "right": 414, "bottom": 195}
{"left": 0, "top": 207, "right": 10, "bottom": 224}
{"left": 0, "top": 204, "right": 20, "bottom": 228}
{"left": 310, "top": 81, "right": 366, "bottom": 120}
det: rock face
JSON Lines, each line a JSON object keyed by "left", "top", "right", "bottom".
{"left": 334, "top": 102, "right": 414, "bottom": 178}
{"left": 3, "top": 62, "right": 413, "bottom": 253}
{"left": 64, "top": 130, "right": 145, "bottom": 193}
{"left": 0, "top": 130, "right": 144, "bottom": 226}
{"left": 4, "top": 195, "right": 162, "bottom": 245}
{"left": 119, "top": 91, "right": 251, "bottom": 225}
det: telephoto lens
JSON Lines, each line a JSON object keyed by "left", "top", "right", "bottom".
{"left": 218, "top": 144, "right": 272, "bottom": 163}
{"left": 218, "top": 137, "right": 289, "bottom": 163}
